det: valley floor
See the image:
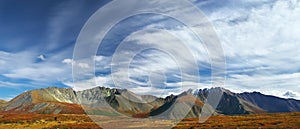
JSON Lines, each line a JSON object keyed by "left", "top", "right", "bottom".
{"left": 0, "top": 112, "right": 299, "bottom": 129}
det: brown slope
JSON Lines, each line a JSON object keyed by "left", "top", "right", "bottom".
{"left": 195, "top": 87, "right": 266, "bottom": 115}
{"left": 113, "top": 90, "right": 164, "bottom": 115}
{"left": 0, "top": 100, "right": 6, "bottom": 111}
{"left": 1, "top": 102, "right": 85, "bottom": 114}
{"left": 149, "top": 92, "right": 217, "bottom": 119}
{"left": 0, "top": 100, "right": 6, "bottom": 104}
{"left": 237, "top": 98, "right": 266, "bottom": 114}
{"left": 0, "top": 87, "right": 82, "bottom": 114}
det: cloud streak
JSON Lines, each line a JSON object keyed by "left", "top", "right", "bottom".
{"left": 197, "top": 0, "right": 300, "bottom": 98}
{"left": 1, "top": 0, "right": 300, "bottom": 100}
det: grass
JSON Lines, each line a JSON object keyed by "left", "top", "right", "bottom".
{"left": 0, "top": 112, "right": 299, "bottom": 128}
{"left": 0, "top": 114, "right": 100, "bottom": 129}
{"left": 174, "top": 112, "right": 300, "bottom": 129}
{"left": 85, "top": 110, "right": 120, "bottom": 116}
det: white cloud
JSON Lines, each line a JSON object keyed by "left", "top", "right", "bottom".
{"left": 62, "top": 58, "right": 90, "bottom": 69}
{"left": 208, "top": 0, "right": 300, "bottom": 71}
{"left": 0, "top": 80, "right": 24, "bottom": 88}
{"left": 0, "top": 59, "right": 5, "bottom": 65}
{"left": 37, "top": 54, "right": 46, "bottom": 61}
{"left": 3, "top": 0, "right": 299, "bottom": 100}
{"left": 67, "top": 0, "right": 300, "bottom": 100}
{"left": 223, "top": 72, "right": 300, "bottom": 100}
{"left": 190, "top": 0, "right": 300, "bottom": 99}
{"left": 94, "top": 22, "right": 215, "bottom": 94}
{"left": 4, "top": 67, "right": 63, "bottom": 81}
{"left": 62, "top": 58, "right": 73, "bottom": 64}
{"left": 0, "top": 50, "right": 72, "bottom": 88}
{"left": 77, "top": 62, "right": 90, "bottom": 69}
{"left": 63, "top": 76, "right": 113, "bottom": 91}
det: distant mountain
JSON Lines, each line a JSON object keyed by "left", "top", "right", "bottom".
{"left": 1, "top": 87, "right": 300, "bottom": 119}
{"left": 237, "top": 92, "right": 300, "bottom": 113}
{"left": 283, "top": 91, "right": 297, "bottom": 98}
{"left": 197, "top": 88, "right": 266, "bottom": 115}
{"left": 149, "top": 87, "right": 300, "bottom": 118}
{"left": 148, "top": 87, "right": 263, "bottom": 119}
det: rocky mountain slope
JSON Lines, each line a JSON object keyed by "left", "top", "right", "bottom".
{"left": 0, "top": 87, "right": 84, "bottom": 114}
{"left": 0, "top": 87, "right": 164, "bottom": 116}
{"left": 237, "top": 92, "right": 300, "bottom": 113}
{"left": 149, "top": 87, "right": 300, "bottom": 118}
{"left": 195, "top": 87, "right": 266, "bottom": 115}
{"left": 194, "top": 87, "right": 300, "bottom": 114}
{"left": 1, "top": 87, "right": 300, "bottom": 119}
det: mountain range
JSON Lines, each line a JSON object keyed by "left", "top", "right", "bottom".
{"left": 0, "top": 87, "right": 300, "bottom": 119}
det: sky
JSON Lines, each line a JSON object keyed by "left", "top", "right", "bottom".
{"left": 0, "top": 0, "right": 300, "bottom": 100}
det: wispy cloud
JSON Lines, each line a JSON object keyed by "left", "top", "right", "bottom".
{"left": 1, "top": 0, "right": 300, "bottom": 100}
{"left": 0, "top": 50, "right": 72, "bottom": 88}
{"left": 198, "top": 0, "right": 300, "bottom": 98}
{"left": 66, "top": 0, "right": 300, "bottom": 100}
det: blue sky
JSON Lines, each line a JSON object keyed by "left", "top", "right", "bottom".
{"left": 1, "top": 0, "right": 300, "bottom": 100}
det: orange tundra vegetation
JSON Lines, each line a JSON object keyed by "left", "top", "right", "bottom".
{"left": 0, "top": 112, "right": 299, "bottom": 129}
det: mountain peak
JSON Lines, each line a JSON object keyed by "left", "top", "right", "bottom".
{"left": 239, "top": 91, "right": 263, "bottom": 96}
{"left": 1, "top": 86, "right": 300, "bottom": 117}
{"left": 194, "top": 87, "right": 233, "bottom": 95}
{"left": 283, "top": 91, "right": 297, "bottom": 98}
